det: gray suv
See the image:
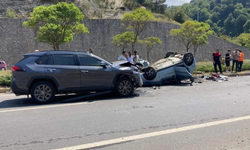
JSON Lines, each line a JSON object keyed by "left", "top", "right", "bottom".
{"left": 11, "top": 51, "right": 142, "bottom": 103}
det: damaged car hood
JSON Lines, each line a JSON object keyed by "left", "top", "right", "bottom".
{"left": 112, "top": 61, "right": 134, "bottom": 71}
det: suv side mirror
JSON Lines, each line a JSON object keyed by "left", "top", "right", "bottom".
{"left": 100, "top": 61, "right": 107, "bottom": 69}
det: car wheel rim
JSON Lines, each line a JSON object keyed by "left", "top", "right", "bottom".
{"left": 186, "top": 54, "right": 193, "bottom": 63}
{"left": 34, "top": 84, "right": 52, "bottom": 102}
{"left": 1, "top": 68, "right": 4, "bottom": 70}
{"left": 146, "top": 68, "right": 154, "bottom": 76}
{"left": 118, "top": 80, "right": 132, "bottom": 95}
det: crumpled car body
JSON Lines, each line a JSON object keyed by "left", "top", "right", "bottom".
{"left": 140, "top": 53, "right": 196, "bottom": 86}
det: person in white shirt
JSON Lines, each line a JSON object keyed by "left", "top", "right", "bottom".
{"left": 118, "top": 51, "right": 128, "bottom": 61}
{"left": 127, "top": 51, "right": 134, "bottom": 64}
{"left": 87, "top": 48, "right": 93, "bottom": 54}
{"left": 133, "top": 51, "right": 140, "bottom": 63}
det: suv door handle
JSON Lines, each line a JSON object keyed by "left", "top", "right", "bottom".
{"left": 81, "top": 70, "right": 88, "bottom": 73}
{"left": 47, "top": 69, "right": 56, "bottom": 72}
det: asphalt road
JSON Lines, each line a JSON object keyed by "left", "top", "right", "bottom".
{"left": 0, "top": 76, "right": 250, "bottom": 150}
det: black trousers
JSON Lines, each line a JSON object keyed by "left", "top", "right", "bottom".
{"left": 214, "top": 62, "right": 222, "bottom": 74}
{"left": 238, "top": 61, "right": 243, "bottom": 72}
{"left": 232, "top": 60, "right": 238, "bottom": 72}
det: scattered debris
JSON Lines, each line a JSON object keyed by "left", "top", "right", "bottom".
{"left": 194, "top": 73, "right": 229, "bottom": 83}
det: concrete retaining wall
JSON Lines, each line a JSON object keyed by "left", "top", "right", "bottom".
{"left": 0, "top": 19, "right": 249, "bottom": 68}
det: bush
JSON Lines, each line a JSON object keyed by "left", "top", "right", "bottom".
{"left": 195, "top": 60, "right": 250, "bottom": 73}
{"left": 0, "top": 76, "right": 12, "bottom": 87}
{"left": 0, "top": 70, "right": 12, "bottom": 87}
{"left": 6, "top": 8, "right": 18, "bottom": 19}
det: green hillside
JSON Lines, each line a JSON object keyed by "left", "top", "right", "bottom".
{"left": 166, "top": 0, "right": 250, "bottom": 37}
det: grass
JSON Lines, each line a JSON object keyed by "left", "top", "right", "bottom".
{"left": 0, "top": 70, "right": 12, "bottom": 77}
{"left": 195, "top": 60, "right": 250, "bottom": 73}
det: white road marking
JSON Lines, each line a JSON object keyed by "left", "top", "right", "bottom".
{"left": 53, "top": 115, "right": 250, "bottom": 150}
{"left": 0, "top": 102, "right": 93, "bottom": 113}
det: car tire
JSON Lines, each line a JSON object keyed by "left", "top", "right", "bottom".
{"left": 165, "top": 52, "right": 175, "bottom": 58}
{"left": 143, "top": 67, "right": 157, "bottom": 80}
{"left": 135, "top": 63, "right": 143, "bottom": 67}
{"left": 183, "top": 53, "right": 194, "bottom": 66}
{"left": 30, "top": 81, "right": 55, "bottom": 104}
{"left": 115, "top": 77, "right": 134, "bottom": 97}
{"left": 1, "top": 67, "right": 5, "bottom": 70}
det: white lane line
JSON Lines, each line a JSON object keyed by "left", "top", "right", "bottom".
{"left": 53, "top": 115, "right": 250, "bottom": 150}
{"left": 0, "top": 102, "right": 94, "bottom": 113}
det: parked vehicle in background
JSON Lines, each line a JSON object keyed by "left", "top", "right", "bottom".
{"left": 0, "top": 61, "right": 7, "bottom": 70}
{"left": 11, "top": 51, "right": 143, "bottom": 104}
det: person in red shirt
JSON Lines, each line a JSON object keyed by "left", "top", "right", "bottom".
{"left": 212, "top": 49, "right": 223, "bottom": 74}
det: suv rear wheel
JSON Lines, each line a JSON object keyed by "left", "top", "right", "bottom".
{"left": 30, "top": 81, "right": 55, "bottom": 104}
{"left": 115, "top": 77, "right": 134, "bottom": 97}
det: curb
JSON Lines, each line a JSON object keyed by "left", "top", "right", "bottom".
{"left": 0, "top": 88, "right": 10, "bottom": 93}
{"left": 226, "top": 72, "right": 250, "bottom": 77}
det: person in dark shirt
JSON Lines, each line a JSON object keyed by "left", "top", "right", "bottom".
{"left": 225, "top": 49, "right": 231, "bottom": 73}
{"left": 212, "top": 49, "right": 223, "bottom": 74}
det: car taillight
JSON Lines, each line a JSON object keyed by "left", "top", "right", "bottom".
{"left": 12, "top": 66, "right": 23, "bottom": 71}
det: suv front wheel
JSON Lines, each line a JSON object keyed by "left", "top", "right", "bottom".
{"left": 30, "top": 81, "right": 55, "bottom": 104}
{"left": 115, "top": 77, "right": 134, "bottom": 97}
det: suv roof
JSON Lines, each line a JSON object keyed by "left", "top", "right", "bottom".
{"left": 24, "top": 50, "right": 89, "bottom": 56}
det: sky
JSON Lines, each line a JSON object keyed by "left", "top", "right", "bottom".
{"left": 164, "top": 0, "right": 191, "bottom": 6}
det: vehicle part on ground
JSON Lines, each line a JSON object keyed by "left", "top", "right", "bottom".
{"left": 183, "top": 52, "right": 194, "bottom": 66}
{"left": 30, "top": 81, "right": 55, "bottom": 104}
{"left": 115, "top": 77, "right": 134, "bottom": 97}
{"left": 143, "top": 67, "right": 157, "bottom": 80}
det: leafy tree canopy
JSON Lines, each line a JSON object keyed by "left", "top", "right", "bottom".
{"left": 170, "top": 20, "right": 212, "bottom": 56}
{"left": 143, "top": 37, "right": 162, "bottom": 62}
{"left": 121, "top": 8, "right": 155, "bottom": 53}
{"left": 111, "top": 31, "right": 137, "bottom": 51}
{"left": 23, "top": 2, "right": 89, "bottom": 50}
{"left": 166, "top": 0, "right": 250, "bottom": 37}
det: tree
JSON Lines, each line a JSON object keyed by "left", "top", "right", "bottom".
{"left": 121, "top": 8, "right": 155, "bottom": 53}
{"left": 236, "top": 14, "right": 248, "bottom": 35}
{"left": 192, "top": 34, "right": 209, "bottom": 58}
{"left": 143, "top": 37, "right": 162, "bottom": 62}
{"left": 23, "top": 2, "right": 89, "bottom": 50}
{"left": 111, "top": 31, "right": 136, "bottom": 51}
{"left": 243, "top": 20, "right": 250, "bottom": 33}
{"left": 170, "top": 21, "right": 212, "bottom": 54}
{"left": 236, "top": 33, "right": 250, "bottom": 48}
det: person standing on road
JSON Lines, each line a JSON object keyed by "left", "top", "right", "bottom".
{"left": 118, "top": 51, "right": 128, "bottom": 61}
{"left": 212, "top": 49, "right": 223, "bottom": 74}
{"left": 225, "top": 49, "right": 231, "bottom": 73}
{"left": 238, "top": 50, "right": 244, "bottom": 72}
{"left": 232, "top": 48, "right": 240, "bottom": 72}
{"left": 127, "top": 51, "right": 134, "bottom": 64}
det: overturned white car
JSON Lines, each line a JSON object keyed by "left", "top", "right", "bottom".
{"left": 140, "top": 52, "right": 196, "bottom": 86}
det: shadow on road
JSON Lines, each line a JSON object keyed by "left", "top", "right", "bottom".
{"left": 0, "top": 91, "right": 141, "bottom": 109}
{"left": 0, "top": 82, "right": 191, "bottom": 109}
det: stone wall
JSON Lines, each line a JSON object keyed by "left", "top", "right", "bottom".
{"left": 0, "top": 18, "right": 249, "bottom": 68}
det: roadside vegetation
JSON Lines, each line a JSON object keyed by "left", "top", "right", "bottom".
{"left": 0, "top": 70, "right": 12, "bottom": 87}
{"left": 195, "top": 60, "right": 250, "bottom": 73}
